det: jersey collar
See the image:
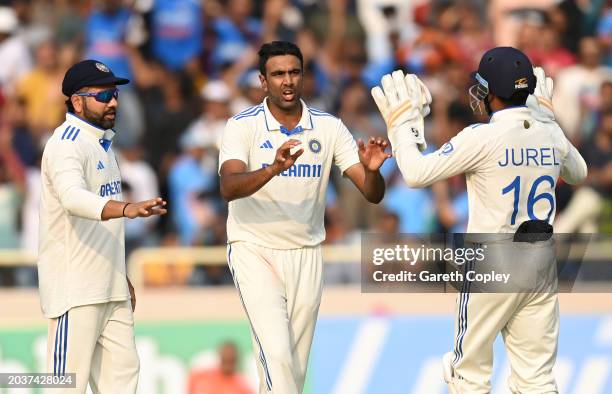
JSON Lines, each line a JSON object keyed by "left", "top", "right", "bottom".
{"left": 262, "top": 97, "right": 314, "bottom": 135}
{"left": 489, "top": 106, "right": 531, "bottom": 123}
{"left": 66, "top": 113, "right": 116, "bottom": 150}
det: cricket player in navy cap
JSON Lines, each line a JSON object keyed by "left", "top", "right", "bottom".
{"left": 38, "top": 60, "right": 167, "bottom": 393}
{"left": 371, "top": 47, "right": 588, "bottom": 393}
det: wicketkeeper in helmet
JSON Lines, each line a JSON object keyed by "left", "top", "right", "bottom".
{"left": 371, "top": 47, "right": 588, "bottom": 393}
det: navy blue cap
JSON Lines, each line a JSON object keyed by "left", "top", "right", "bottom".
{"left": 471, "top": 47, "right": 535, "bottom": 99}
{"left": 62, "top": 60, "right": 129, "bottom": 97}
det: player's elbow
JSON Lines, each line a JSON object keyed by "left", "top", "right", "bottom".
{"left": 401, "top": 172, "right": 429, "bottom": 188}
{"left": 366, "top": 192, "right": 384, "bottom": 204}
{"left": 219, "top": 182, "right": 236, "bottom": 202}
{"left": 563, "top": 161, "right": 588, "bottom": 185}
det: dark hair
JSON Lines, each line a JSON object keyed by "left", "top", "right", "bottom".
{"left": 498, "top": 90, "right": 529, "bottom": 107}
{"left": 258, "top": 41, "right": 304, "bottom": 75}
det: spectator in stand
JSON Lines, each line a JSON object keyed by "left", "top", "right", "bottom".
{"left": 526, "top": 23, "right": 576, "bottom": 78}
{"left": 0, "top": 6, "right": 31, "bottom": 95}
{"left": 0, "top": 117, "right": 25, "bottom": 286}
{"left": 554, "top": 36, "right": 612, "bottom": 144}
{"left": 84, "top": 0, "right": 133, "bottom": 81}
{"left": 185, "top": 79, "right": 233, "bottom": 150}
{"left": 84, "top": 0, "right": 145, "bottom": 146}
{"left": 16, "top": 40, "right": 65, "bottom": 137}
{"left": 133, "top": 61, "right": 198, "bottom": 178}
{"left": 150, "top": 0, "right": 203, "bottom": 71}
{"left": 598, "top": 2, "right": 612, "bottom": 67}
{"left": 168, "top": 126, "right": 218, "bottom": 246}
{"left": 188, "top": 342, "right": 253, "bottom": 394}
{"left": 231, "top": 69, "right": 266, "bottom": 115}
{"left": 118, "top": 142, "right": 160, "bottom": 253}
{"left": 212, "top": 0, "right": 262, "bottom": 70}
{"left": 556, "top": 107, "right": 612, "bottom": 233}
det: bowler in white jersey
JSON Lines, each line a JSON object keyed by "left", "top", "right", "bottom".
{"left": 38, "top": 60, "right": 167, "bottom": 393}
{"left": 219, "top": 41, "right": 390, "bottom": 393}
{"left": 371, "top": 47, "right": 587, "bottom": 393}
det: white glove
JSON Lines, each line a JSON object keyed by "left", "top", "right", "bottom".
{"left": 371, "top": 70, "right": 432, "bottom": 151}
{"left": 526, "top": 67, "right": 555, "bottom": 123}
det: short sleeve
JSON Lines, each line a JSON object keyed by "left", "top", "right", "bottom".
{"left": 333, "top": 120, "right": 360, "bottom": 174}
{"left": 218, "top": 118, "right": 251, "bottom": 172}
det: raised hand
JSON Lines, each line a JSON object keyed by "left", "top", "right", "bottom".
{"left": 358, "top": 137, "right": 392, "bottom": 171}
{"left": 371, "top": 70, "right": 432, "bottom": 151}
{"left": 526, "top": 67, "right": 555, "bottom": 122}
{"left": 269, "top": 139, "right": 303, "bottom": 175}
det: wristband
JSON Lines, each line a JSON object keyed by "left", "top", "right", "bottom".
{"left": 122, "top": 203, "right": 130, "bottom": 217}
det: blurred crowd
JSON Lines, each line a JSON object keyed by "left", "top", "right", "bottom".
{"left": 1, "top": 0, "right": 611, "bottom": 287}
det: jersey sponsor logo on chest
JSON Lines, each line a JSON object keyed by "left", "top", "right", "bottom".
{"left": 498, "top": 147, "right": 560, "bottom": 167}
{"left": 99, "top": 180, "right": 122, "bottom": 197}
{"left": 261, "top": 163, "right": 322, "bottom": 178}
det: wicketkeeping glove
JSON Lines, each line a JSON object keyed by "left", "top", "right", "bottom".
{"left": 371, "top": 70, "right": 432, "bottom": 151}
{"left": 526, "top": 67, "right": 555, "bottom": 123}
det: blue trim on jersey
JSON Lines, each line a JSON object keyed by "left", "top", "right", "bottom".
{"left": 62, "top": 311, "right": 68, "bottom": 375}
{"left": 61, "top": 126, "right": 71, "bottom": 140}
{"left": 53, "top": 311, "right": 69, "bottom": 376}
{"left": 53, "top": 314, "right": 61, "bottom": 375}
{"left": 280, "top": 125, "right": 304, "bottom": 136}
{"left": 227, "top": 245, "right": 273, "bottom": 391}
{"left": 100, "top": 139, "right": 112, "bottom": 151}
{"left": 469, "top": 123, "right": 485, "bottom": 129}
{"left": 453, "top": 251, "right": 475, "bottom": 366}
{"left": 65, "top": 127, "right": 76, "bottom": 140}
{"left": 308, "top": 108, "right": 336, "bottom": 118}
{"left": 234, "top": 104, "right": 263, "bottom": 119}
{"left": 234, "top": 105, "right": 264, "bottom": 120}
{"left": 71, "top": 129, "right": 80, "bottom": 141}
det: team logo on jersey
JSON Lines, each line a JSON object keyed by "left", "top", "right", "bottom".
{"left": 260, "top": 140, "right": 273, "bottom": 149}
{"left": 308, "top": 138, "right": 321, "bottom": 153}
{"left": 95, "top": 62, "right": 110, "bottom": 72}
{"left": 411, "top": 127, "right": 419, "bottom": 137}
{"left": 514, "top": 77, "right": 528, "bottom": 89}
{"left": 439, "top": 142, "right": 454, "bottom": 156}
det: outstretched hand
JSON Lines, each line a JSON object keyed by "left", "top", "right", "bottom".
{"left": 124, "top": 197, "right": 167, "bottom": 219}
{"left": 358, "top": 137, "right": 392, "bottom": 171}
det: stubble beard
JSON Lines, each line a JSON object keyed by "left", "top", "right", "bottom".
{"left": 83, "top": 101, "right": 116, "bottom": 130}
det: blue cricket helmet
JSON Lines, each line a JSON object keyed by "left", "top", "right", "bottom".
{"left": 471, "top": 47, "right": 536, "bottom": 99}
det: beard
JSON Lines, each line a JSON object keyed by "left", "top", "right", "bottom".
{"left": 83, "top": 101, "right": 116, "bottom": 130}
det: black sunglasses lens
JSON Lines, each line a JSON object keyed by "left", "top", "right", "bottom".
{"left": 96, "top": 89, "right": 118, "bottom": 103}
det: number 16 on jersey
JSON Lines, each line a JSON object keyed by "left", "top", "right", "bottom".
{"left": 502, "top": 175, "right": 556, "bottom": 225}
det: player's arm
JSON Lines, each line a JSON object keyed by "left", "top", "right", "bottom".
{"left": 219, "top": 139, "right": 303, "bottom": 201}
{"left": 393, "top": 128, "right": 483, "bottom": 188}
{"left": 344, "top": 137, "right": 390, "bottom": 203}
{"left": 371, "top": 70, "right": 484, "bottom": 187}
{"left": 48, "top": 142, "right": 167, "bottom": 220}
{"left": 101, "top": 198, "right": 167, "bottom": 220}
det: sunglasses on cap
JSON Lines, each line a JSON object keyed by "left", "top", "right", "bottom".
{"left": 75, "top": 88, "right": 119, "bottom": 103}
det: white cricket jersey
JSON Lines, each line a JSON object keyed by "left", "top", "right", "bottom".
{"left": 393, "top": 107, "right": 587, "bottom": 233}
{"left": 219, "top": 98, "right": 360, "bottom": 249}
{"left": 38, "top": 113, "right": 129, "bottom": 318}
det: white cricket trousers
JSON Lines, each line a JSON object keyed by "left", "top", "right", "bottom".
{"left": 448, "top": 239, "right": 559, "bottom": 393}
{"left": 227, "top": 241, "right": 323, "bottom": 394}
{"left": 45, "top": 300, "right": 139, "bottom": 393}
